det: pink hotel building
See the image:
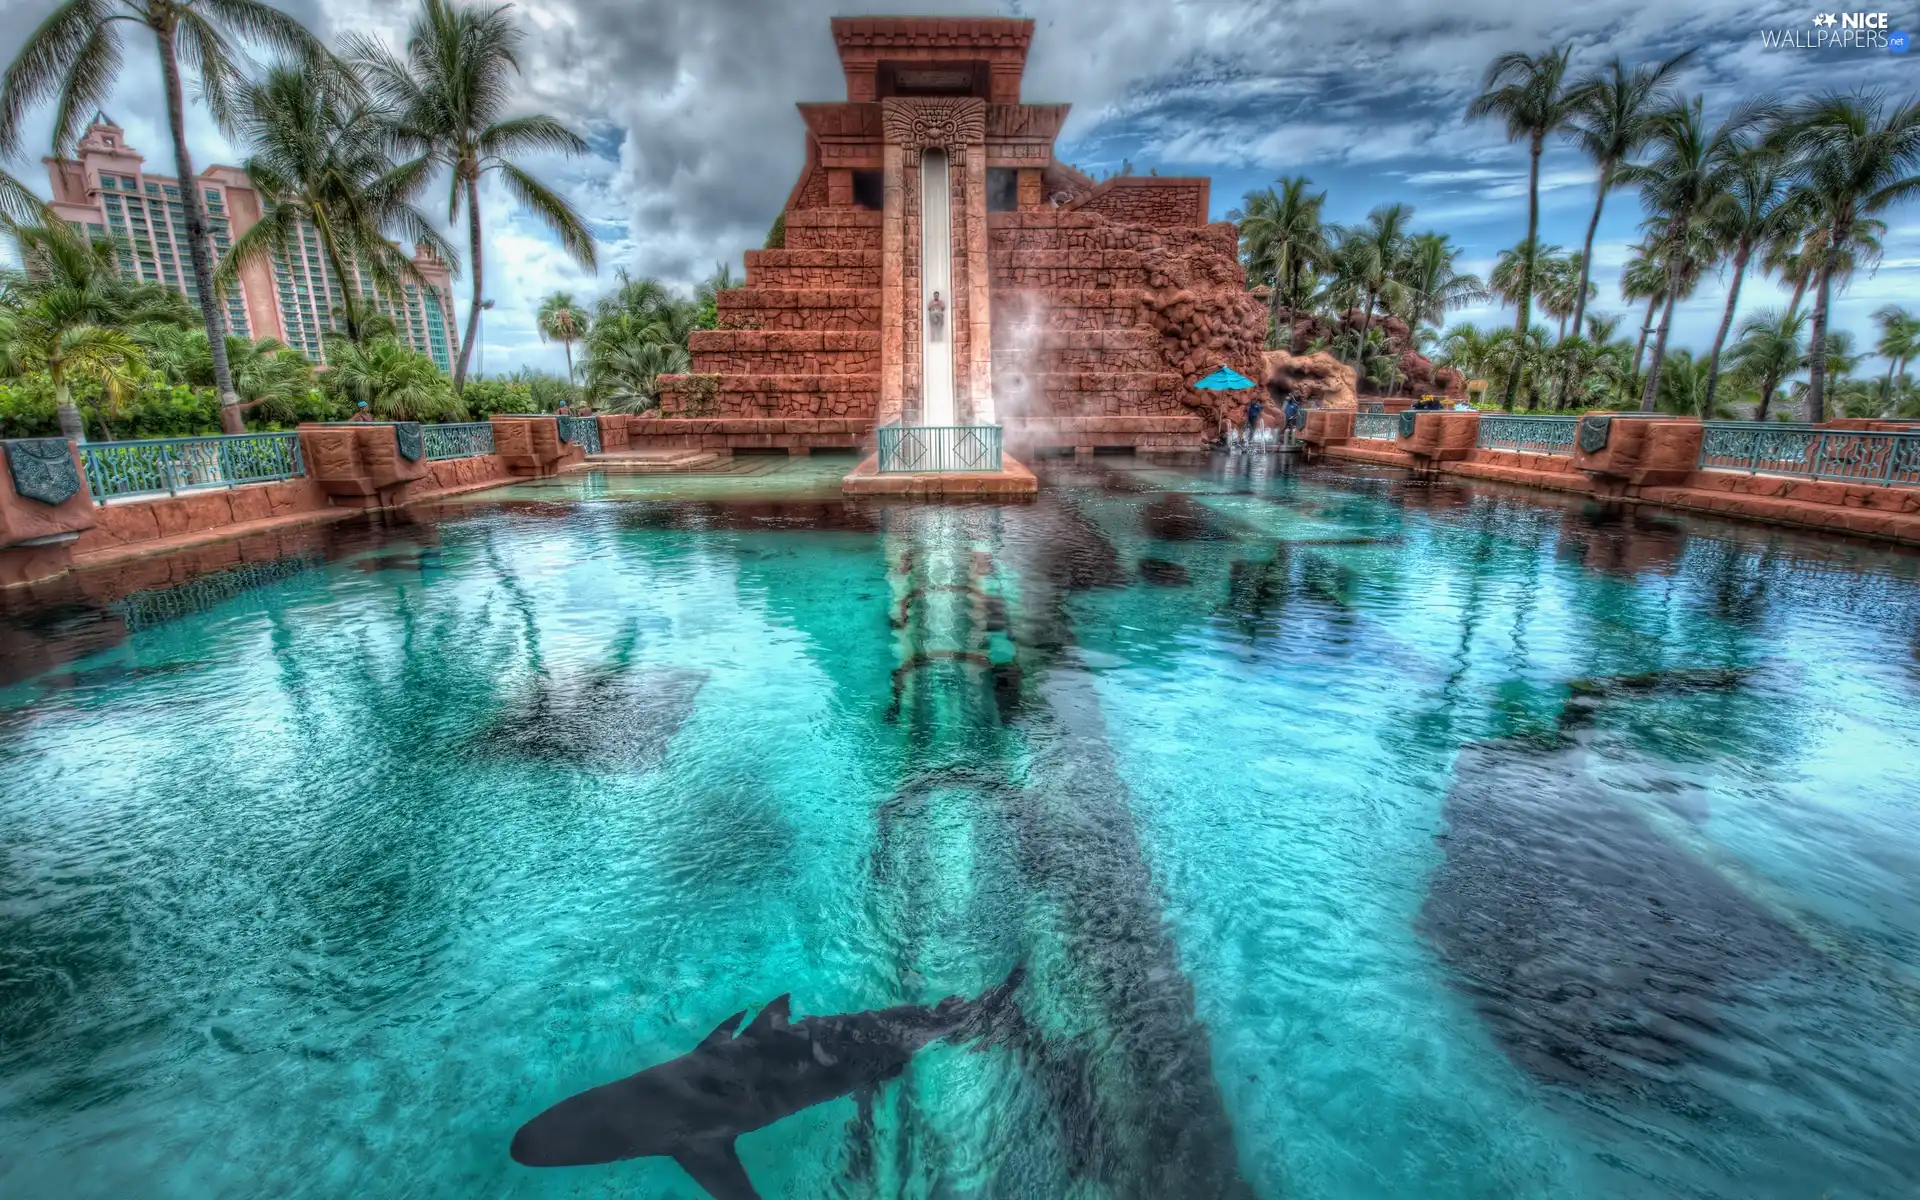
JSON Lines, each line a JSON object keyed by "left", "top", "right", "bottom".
{"left": 44, "top": 114, "right": 460, "bottom": 372}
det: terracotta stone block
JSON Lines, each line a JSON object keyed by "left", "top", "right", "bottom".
{"left": 1, "top": 438, "right": 98, "bottom": 584}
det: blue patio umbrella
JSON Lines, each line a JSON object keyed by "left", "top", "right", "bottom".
{"left": 1191, "top": 365, "right": 1256, "bottom": 390}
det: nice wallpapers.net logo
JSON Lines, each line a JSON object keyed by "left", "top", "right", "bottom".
{"left": 1759, "top": 11, "right": 1911, "bottom": 51}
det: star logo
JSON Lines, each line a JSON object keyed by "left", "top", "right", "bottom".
{"left": 1813, "top": 11, "right": 1837, "bottom": 24}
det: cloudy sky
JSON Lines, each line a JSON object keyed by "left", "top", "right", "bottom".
{"left": 3, "top": 0, "right": 1917, "bottom": 376}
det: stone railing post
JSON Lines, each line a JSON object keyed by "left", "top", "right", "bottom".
{"left": 490, "top": 416, "right": 568, "bottom": 477}
{"left": 0, "top": 437, "right": 98, "bottom": 586}
{"left": 596, "top": 414, "right": 631, "bottom": 453}
{"left": 1571, "top": 413, "right": 1702, "bottom": 493}
{"left": 296, "top": 422, "right": 428, "bottom": 507}
{"left": 1396, "top": 411, "right": 1479, "bottom": 470}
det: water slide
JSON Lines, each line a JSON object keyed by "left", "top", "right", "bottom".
{"left": 921, "top": 149, "right": 955, "bottom": 426}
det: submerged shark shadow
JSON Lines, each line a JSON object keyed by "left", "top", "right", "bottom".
{"left": 1419, "top": 736, "right": 1812, "bottom": 1095}
{"left": 510, "top": 967, "right": 1027, "bottom": 1200}
{"left": 478, "top": 665, "right": 706, "bottom": 772}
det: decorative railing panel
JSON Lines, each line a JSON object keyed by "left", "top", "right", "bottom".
{"left": 423, "top": 422, "right": 496, "bottom": 460}
{"left": 1697, "top": 426, "right": 1920, "bottom": 487}
{"left": 1352, "top": 413, "right": 1396, "bottom": 440}
{"left": 1476, "top": 415, "right": 1577, "bottom": 454}
{"left": 557, "top": 416, "right": 602, "bottom": 456}
{"left": 876, "top": 424, "right": 1003, "bottom": 473}
{"left": 81, "top": 433, "right": 304, "bottom": 502}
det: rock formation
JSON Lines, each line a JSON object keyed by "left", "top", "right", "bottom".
{"left": 1261, "top": 350, "right": 1358, "bottom": 410}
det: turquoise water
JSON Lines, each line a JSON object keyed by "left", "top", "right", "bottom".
{"left": 3, "top": 453, "right": 1919, "bottom": 1198}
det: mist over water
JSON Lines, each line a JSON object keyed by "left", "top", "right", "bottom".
{"left": 3, "top": 454, "right": 1919, "bottom": 1199}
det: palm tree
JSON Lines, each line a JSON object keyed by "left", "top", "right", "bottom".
{"left": 1398, "top": 232, "right": 1487, "bottom": 332}
{"left": 1231, "top": 176, "right": 1328, "bottom": 349}
{"left": 537, "top": 291, "right": 589, "bottom": 384}
{"left": 0, "top": 166, "right": 53, "bottom": 228}
{"left": 1562, "top": 53, "right": 1693, "bottom": 352}
{"left": 582, "top": 272, "right": 698, "bottom": 412}
{"left": 2, "top": 223, "right": 187, "bottom": 438}
{"left": 218, "top": 63, "right": 456, "bottom": 348}
{"left": 1330, "top": 203, "right": 1414, "bottom": 380}
{"left": 0, "top": 0, "right": 328, "bottom": 434}
{"left": 1700, "top": 149, "right": 1798, "bottom": 413}
{"left": 1773, "top": 91, "right": 1920, "bottom": 422}
{"left": 1873, "top": 304, "right": 1920, "bottom": 409}
{"left": 319, "top": 334, "right": 466, "bottom": 420}
{"left": 1539, "top": 251, "right": 1592, "bottom": 340}
{"left": 1654, "top": 348, "right": 1714, "bottom": 416}
{"left": 1435, "top": 322, "right": 1497, "bottom": 386}
{"left": 1725, "top": 307, "right": 1805, "bottom": 420}
{"left": 1622, "top": 96, "right": 1768, "bottom": 410}
{"left": 1467, "top": 44, "right": 1578, "bottom": 410}
{"left": 349, "top": 0, "right": 598, "bottom": 395}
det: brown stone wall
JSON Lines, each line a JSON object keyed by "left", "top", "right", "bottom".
{"left": 741, "top": 249, "right": 880, "bottom": 289}
{"left": 986, "top": 210, "right": 1265, "bottom": 433}
{"left": 686, "top": 330, "right": 881, "bottom": 376}
{"left": 1070, "top": 177, "right": 1211, "bottom": 228}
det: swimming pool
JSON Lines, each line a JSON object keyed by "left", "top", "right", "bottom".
{"left": 3, "top": 454, "right": 1917, "bottom": 1198}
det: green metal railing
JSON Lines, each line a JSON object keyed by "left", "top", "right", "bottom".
{"left": 1353, "top": 413, "right": 1396, "bottom": 440}
{"left": 81, "top": 432, "right": 303, "bottom": 502}
{"left": 557, "top": 415, "right": 602, "bottom": 455}
{"left": 1476, "top": 414, "right": 1578, "bottom": 454}
{"left": 424, "top": 421, "right": 495, "bottom": 460}
{"left": 876, "top": 423, "right": 1002, "bottom": 472}
{"left": 1697, "top": 425, "right": 1920, "bottom": 486}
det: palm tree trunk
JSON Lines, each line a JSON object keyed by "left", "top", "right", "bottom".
{"left": 1641, "top": 287, "right": 1677, "bottom": 412}
{"left": 1882, "top": 357, "right": 1897, "bottom": 408}
{"left": 1502, "top": 137, "right": 1544, "bottom": 412}
{"left": 1785, "top": 272, "right": 1809, "bottom": 326}
{"left": 563, "top": 339, "right": 575, "bottom": 386}
{"left": 1552, "top": 169, "right": 1611, "bottom": 413}
{"left": 1806, "top": 253, "right": 1837, "bottom": 423}
{"left": 1632, "top": 293, "right": 1658, "bottom": 379}
{"left": 1641, "top": 223, "right": 1689, "bottom": 412}
{"left": 155, "top": 22, "right": 243, "bottom": 435}
{"left": 1286, "top": 262, "right": 1304, "bottom": 351}
{"left": 316, "top": 219, "right": 363, "bottom": 343}
{"left": 1702, "top": 245, "right": 1750, "bottom": 417}
{"left": 453, "top": 170, "right": 485, "bottom": 394}
{"left": 1757, "top": 375, "right": 1777, "bottom": 421}
{"left": 53, "top": 371, "right": 84, "bottom": 444}
{"left": 1570, "top": 167, "right": 1607, "bottom": 344}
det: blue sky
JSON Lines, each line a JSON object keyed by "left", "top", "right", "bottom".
{"left": 2, "top": 0, "right": 1916, "bottom": 377}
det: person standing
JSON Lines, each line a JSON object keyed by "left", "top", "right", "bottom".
{"left": 1244, "top": 396, "right": 1264, "bottom": 443}
{"left": 1282, "top": 392, "right": 1302, "bottom": 446}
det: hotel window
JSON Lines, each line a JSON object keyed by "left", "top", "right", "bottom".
{"left": 144, "top": 182, "right": 159, "bottom": 196}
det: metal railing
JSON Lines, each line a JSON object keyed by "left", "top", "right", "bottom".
{"left": 1353, "top": 413, "right": 1396, "bottom": 440}
{"left": 1697, "top": 425, "right": 1920, "bottom": 487}
{"left": 81, "top": 432, "right": 304, "bottom": 502}
{"left": 1476, "top": 414, "right": 1578, "bottom": 454}
{"left": 424, "top": 421, "right": 495, "bottom": 460}
{"left": 876, "top": 423, "right": 1003, "bottom": 472}
{"left": 557, "top": 415, "right": 602, "bottom": 455}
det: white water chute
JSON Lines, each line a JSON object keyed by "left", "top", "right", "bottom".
{"left": 919, "top": 148, "right": 955, "bottom": 427}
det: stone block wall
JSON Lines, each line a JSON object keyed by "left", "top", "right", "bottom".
{"left": 660, "top": 208, "right": 883, "bottom": 421}
{"left": 1068, "top": 177, "right": 1211, "bottom": 227}
{"left": 987, "top": 211, "right": 1266, "bottom": 436}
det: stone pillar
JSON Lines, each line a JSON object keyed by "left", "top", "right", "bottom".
{"left": 0, "top": 438, "right": 97, "bottom": 587}
{"left": 880, "top": 141, "right": 906, "bottom": 426}
{"left": 964, "top": 141, "right": 995, "bottom": 425}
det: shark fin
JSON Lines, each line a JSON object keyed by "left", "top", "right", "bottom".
{"left": 745, "top": 994, "right": 791, "bottom": 1035}
{"left": 699, "top": 1010, "right": 748, "bottom": 1050}
{"left": 673, "top": 1138, "right": 760, "bottom": 1200}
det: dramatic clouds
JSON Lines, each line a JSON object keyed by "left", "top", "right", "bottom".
{"left": 2, "top": 0, "right": 1915, "bottom": 374}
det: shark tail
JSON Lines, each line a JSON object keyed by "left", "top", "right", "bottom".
{"left": 964, "top": 963, "right": 1027, "bottom": 1049}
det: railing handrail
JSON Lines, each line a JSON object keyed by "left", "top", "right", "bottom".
{"left": 876, "top": 423, "right": 1003, "bottom": 473}
{"left": 81, "top": 430, "right": 305, "bottom": 502}
{"left": 1697, "top": 424, "right": 1920, "bottom": 488}
{"left": 82, "top": 431, "right": 296, "bottom": 447}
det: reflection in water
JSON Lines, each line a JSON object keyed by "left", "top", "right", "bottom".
{"left": 0, "top": 454, "right": 1918, "bottom": 1199}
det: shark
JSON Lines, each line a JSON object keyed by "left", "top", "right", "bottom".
{"left": 509, "top": 966, "right": 1025, "bottom": 1199}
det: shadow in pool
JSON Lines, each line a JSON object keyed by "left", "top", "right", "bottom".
{"left": 1420, "top": 729, "right": 1813, "bottom": 1096}
{"left": 478, "top": 664, "right": 706, "bottom": 772}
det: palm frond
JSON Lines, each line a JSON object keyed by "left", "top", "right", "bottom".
{"left": 495, "top": 160, "right": 597, "bottom": 270}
